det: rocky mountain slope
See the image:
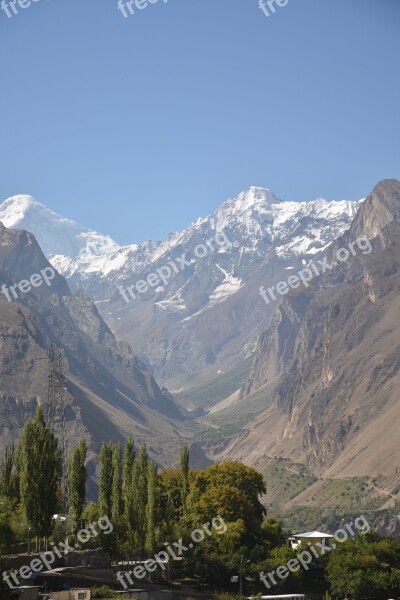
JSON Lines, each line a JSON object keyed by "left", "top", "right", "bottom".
{"left": 0, "top": 189, "right": 361, "bottom": 399}
{"left": 0, "top": 221, "right": 194, "bottom": 483}
{"left": 208, "top": 180, "right": 400, "bottom": 490}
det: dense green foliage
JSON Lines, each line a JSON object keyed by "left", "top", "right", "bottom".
{"left": 180, "top": 444, "right": 189, "bottom": 519}
{"left": 326, "top": 534, "right": 400, "bottom": 600}
{"left": 18, "top": 407, "right": 62, "bottom": 540}
{"left": 68, "top": 439, "right": 87, "bottom": 531}
{"left": 90, "top": 586, "right": 118, "bottom": 598}
{"left": 99, "top": 442, "right": 114, "bottom": 517}
{"left": 0, "top": 424, "right": 399, "bottom": 600}
{"left": 0, "top": 444, "right": 19, "bottom": 502}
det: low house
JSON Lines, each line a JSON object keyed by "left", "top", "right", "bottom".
{"left": 51, "top": 588, "right": 91, "bottom": 600}
{"left": 288, "top": 530, "right": 334, "bottom": 551}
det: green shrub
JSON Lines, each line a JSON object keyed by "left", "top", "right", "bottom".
{"left": 91, "top": 586, "right": 118, "bottom": 598}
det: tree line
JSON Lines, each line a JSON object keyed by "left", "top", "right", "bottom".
{"left": 1, "top": 406, "right": 399, "bottom": 600}
{"left": 0, "top": 406, "right": 267, "bottom": 558}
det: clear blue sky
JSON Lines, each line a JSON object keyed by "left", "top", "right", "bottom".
{"left": 1, "top": 0, "right": 399, "bottom": 244}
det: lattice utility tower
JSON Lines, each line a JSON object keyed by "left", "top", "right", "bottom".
{"left": 47, "top": 345, "right": 69, "bottom": 513}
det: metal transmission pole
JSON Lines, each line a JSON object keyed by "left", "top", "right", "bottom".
{"left": 47, "top": 345, "right": 69, "bottom": 513}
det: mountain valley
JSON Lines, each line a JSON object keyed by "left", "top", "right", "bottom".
{"left": 1, "top": 180, "right": 399, "bottom": 518}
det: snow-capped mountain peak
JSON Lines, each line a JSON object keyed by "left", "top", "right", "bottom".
{"left": 0, "top": 194, "right": 121, "bottom": 277}
{"left": 216, "top": 186, "right": 281, "bottom": 217}
{"left": 229, "top": 186, "right": 282, "bottom": 211}
{"left": 0, "top": 186, "right": 362, "bottom": 298}
{"left": 0, "top": 186, "right": 364, "bottom": 390}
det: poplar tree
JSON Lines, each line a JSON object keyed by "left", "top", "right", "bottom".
{"left": 123, "top": 438, "right": 135, "bottom": 500}
{"left": 165, "top": 489, "right": 175, "bottom": 538}
{"left": 98, "top": 442, "right": 114, "bottom": 517}
{"left": 0, "top": 443, "right": 19, "bottom": 501}
{"left": 123, "top": 438, "right": 136, "bottom": 545}
{"left": 19, "top": 406, "right": 62, "bottom": 543}
{"left": 111, "top": 443, "right": 123, "bottom": 523}
{"left": 180, "top": 445, "right": 190, "bottom": 518}
{"left": 146, "top": 462, "right": 157, "bottom": 554}
{"left": 68, "top": 439, "right": 87, "bottom": 531}
{"left": 133, "top": 444, "right": 148, "bottom": 556}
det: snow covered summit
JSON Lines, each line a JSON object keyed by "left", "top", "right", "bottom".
{"left": 0, "top": 185, "right": 363, "bottom": 390}
{"left": 0, "top": 187, "right": 362, "bottom": 293}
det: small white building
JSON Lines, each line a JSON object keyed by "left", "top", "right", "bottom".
{"left": 51, "top": 589, "right": 90, "bottom": 600}
{"left": 52, "top": 514, "right": 68, "bottom": 523}
{"left": 288, "top": 530, "right": 334, "bottom": 551}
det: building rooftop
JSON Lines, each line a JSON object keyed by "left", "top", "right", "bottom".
{"left": 291, "top": 531, "right": 334, "bottom": 538}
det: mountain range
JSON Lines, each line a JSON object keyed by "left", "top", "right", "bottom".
{"left": 0, "top": 220, "right": 198, "bottom": 493}
{"left": 0, "top": 188, "right": 361, "bottom": 403}
{"left": 1, "top": 179, "right": 399, "bottom": 514}
{"left": 205, "top": 179, "right": 400, "bottom": 511}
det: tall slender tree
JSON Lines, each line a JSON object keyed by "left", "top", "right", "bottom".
{"left": 19, "top": 406, "right": 62, "bottom": 545}
{"left": 68, "top": 439, "right": 87, "bottom": 531}
{"left": 123, "top": 437, "right": 136, "bottom": 547}
{"left": 0, "top": 443, "right": 19, "bottom": 502}
{"left": 146, "top": 462, "right": 157, "bottom": 554}
{"left": 164, "top": 489, "right": 175, "bottom": 538}
{"left": 98, "top": 442, "right": 114, "bottom": 517}
{"left": 133, "top": 444, "right": 148, "bottom": 556}
{"left": 111, "top": 443, "right": 123, "bottom": 524}
{"left": 122, "top": 437, "right": 135, "bottom": 503}
{"left": 180, "top": 445, "right": 190, "bottom": 518}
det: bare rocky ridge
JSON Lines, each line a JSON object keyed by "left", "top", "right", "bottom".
{"left": 0, "top": 222, "right": 194, "bottom": 483}
{"left": 210, "top": 180, "right": 400, "bottom": 489}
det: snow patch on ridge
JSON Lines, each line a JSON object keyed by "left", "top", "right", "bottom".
{"left": 0, "top": 188, "right": 363, "bottom": 300}
{"left": 209, "top": 264, "right": 242, "bottom": 302}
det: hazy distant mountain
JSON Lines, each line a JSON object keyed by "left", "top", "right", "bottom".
{"left": 0, "top": 188, "right": 362, "bottom": 401}
{"left": 210, "top": 180, "right": 400, "bottom": 488}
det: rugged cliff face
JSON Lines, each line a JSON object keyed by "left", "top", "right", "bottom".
{"left": 240, "top": 289, "right": 311, "bottom": 399}
{"left": 0, "top": 222, "right": 192, "bottom": 478}
{"left": 212, "top": 180, "right": 400, "bottom": 484}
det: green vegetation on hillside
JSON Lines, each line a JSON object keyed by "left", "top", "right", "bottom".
{"left": 268, "top": 505, "right": 400, "bottom": 535}
{"left": 257, "top": 457, "right": 318, "bottom": 503}
{"left": 1, "top": 415, "right": 399, "bottom": 600}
